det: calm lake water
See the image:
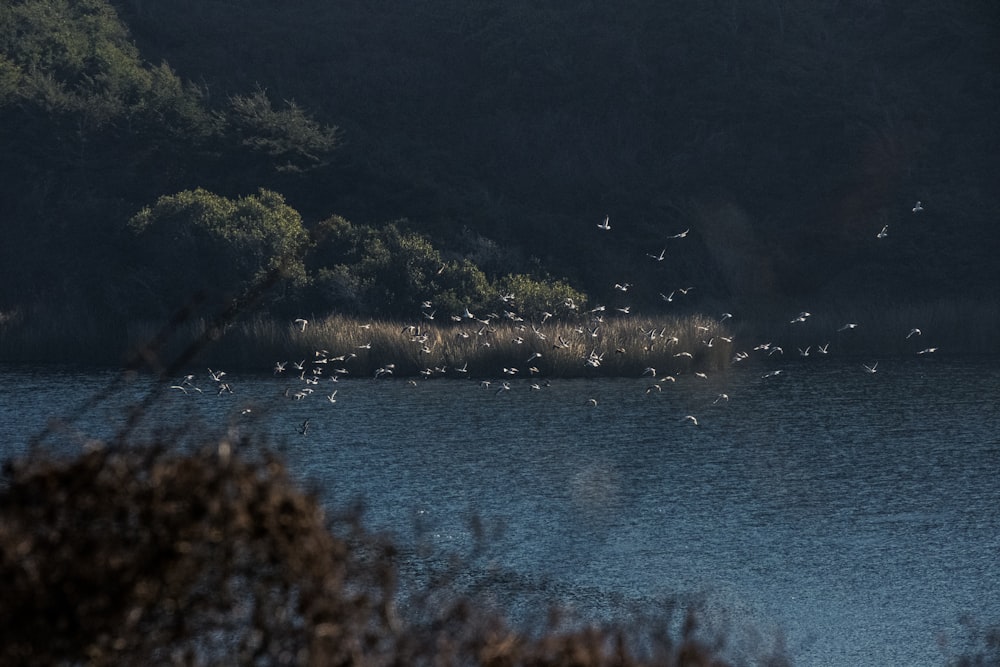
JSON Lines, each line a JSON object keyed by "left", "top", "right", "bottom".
{"left": 1, "top": 357, "right": 998, "bottom": 666}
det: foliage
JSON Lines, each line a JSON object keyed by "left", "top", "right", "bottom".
{"left": 305, "top": 217, "right": 491, "bottom": 317}
{"left": 1, "top": 0, "right": 998, "bottom": 347}
{"left": 0, "top": 0, "right": 337, "bottom": 311}
{"left": 0, "top": 439, "right": 751, "bottom": 666}
{"left": 128, "top": 188, "right": 310, "bottom": 315}
{"left": 225, "top": 85, "right": 340, "bottom": 173}
{"left": 496, "top": 274, "right": 588, "bottom": 322}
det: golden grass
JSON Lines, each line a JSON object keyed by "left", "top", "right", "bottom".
{"left": 3, "top": 297, "right": 998, "bottom": 375}
{"left": 207, "top": 312, "right": 736, "bottom": 379}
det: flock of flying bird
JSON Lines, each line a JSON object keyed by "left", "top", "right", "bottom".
{"left": 170, "top": 200, "right": 936, "bottom": 431}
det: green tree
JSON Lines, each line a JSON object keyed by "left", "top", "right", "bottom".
{"left": 495, "top": 274, "right": 587, "bottom": 321}
{"left": 305, "top": 217, "right": 497, "bottom": 318}
{"left": 224, "top": 85, "right": 339, "bottom": 173}
{"left": 128, "top": 188, "right": 309, "bottom": 316}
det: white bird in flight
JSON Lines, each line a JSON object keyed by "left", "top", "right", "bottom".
{"left": 877, "top": 225, "right": 889, "bottom": 239}
{"left": 906, "top": 328, "right": 922, "bottom": 339}
{"left": 293, "top": 318, "right": 308, "bottom": 331}
{"left": 862, "top": 361, "right": 878, "bottom": 374}
{"left": 912, "top": 201, "right": 923, "bottom": 213}
{"left": 597, "top": 215, "right": 611, "bottom": 230}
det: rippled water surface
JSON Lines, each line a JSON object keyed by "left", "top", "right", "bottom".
{"left": 2, "top": 358, "right": 999, "bottom": 666}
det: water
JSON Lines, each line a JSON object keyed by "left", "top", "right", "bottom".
{"left": 1, "top": 358, "right": 998, "bottom": 666}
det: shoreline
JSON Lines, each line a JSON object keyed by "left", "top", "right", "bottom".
{"left": 2, "top": 297, "right": 997, "bottom": 378}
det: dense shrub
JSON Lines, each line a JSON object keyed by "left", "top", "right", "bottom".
{"left": 0, "top": 440, "right": 742, "bottom": 666}
{"left": 128, "top": 187, "right": 310, "bottom": 315}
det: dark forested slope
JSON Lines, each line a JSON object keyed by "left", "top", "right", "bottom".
{"left": 1, "top": 0, "right": 998, "bottom": 329}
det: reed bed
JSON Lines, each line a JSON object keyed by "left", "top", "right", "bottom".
{"left": 201, "top": 312, "right": 736, "bottom": 380}
{"left": 3, "top": 297, "right": 998, "bottom": 375}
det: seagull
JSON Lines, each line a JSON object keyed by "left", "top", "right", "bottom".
{"left": 917, "top": 347, "right": 938, "bottom": 355}
{"left": 762, "top": 370, "right": 784, "bottom": 379}
{"left": 647, "top": 248, "right": 667, "bottom": 261}
{"left": 912, "top": 201, "right": 923, "bottom": 213}
{"left": 273, "top": 361, "right": 287, "bottom": 374}
{"left": 614, "top": 282, "right": 631, "bottom": 291}
{"left": 713, "top": 393, "right": 729, "bottom": 404}
{"left": 681, "top": 415, "right": 699, "bottom": 426}
{"left": 586, "top": 398, "right": 598, "bottom": 406}
{"left": 645, "top": 384, "right": 662, "bottom": 394}
{"left": 297, "top": 418, "right": 311, "bottom": 435}
{"left": 326, "top": 391, "right": 338, "bottom": 404}
{"left": 837, "top": 323, "right": 859, "bottom": 332}
{"left": 906, "top": 328, "right": 922, "bottom": 339}
{"left": 817, "top": 343, "right": 830, "bottom": 354}
{"left": 293, "top": 318, "right": 308, "bottom": 331}
{"left": 597, "top": 215, "right": 611, "bottom": 230}
{"left": 660, "top": 291, "right": 675, "bottom": 302}
{"left": 495, "top": 381, "right": 512, "bottom": 396}
{"left": 877, "top": 225, "right": 889, "bottom": 239}
{"left": 790, "top": 312, "right": 811, "bottom": 324}
{"left": 862, "top": 361, "right": 878, "bottom": 374}
{"left": 641, "top": 367, "right": 656, "bottom": 377}
{"left": 668, "top": 229, "right": 690, "bottom": 239}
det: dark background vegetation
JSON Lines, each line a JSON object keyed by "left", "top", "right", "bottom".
{"left": 1, "top": 0, "right": 998, "bottom": 331}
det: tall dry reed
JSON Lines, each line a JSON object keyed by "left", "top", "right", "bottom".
{"left": 207, "top": 312, "right": 736, "bottom": 379}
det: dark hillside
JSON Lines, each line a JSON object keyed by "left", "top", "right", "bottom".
{"left": 112, "top": 0, "right": 1000, "bottom": 303}
{"left": 1, "top": 0, "right": 997, "bottom": 341}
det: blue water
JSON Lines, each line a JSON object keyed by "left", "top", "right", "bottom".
{"left": 1, "top": 357, "right": 998, "bottom": 665}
